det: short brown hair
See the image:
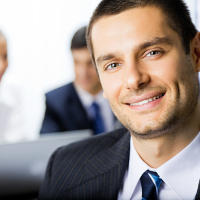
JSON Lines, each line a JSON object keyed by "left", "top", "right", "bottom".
{"left": 86, "top": 0, "right": 197, "bottom": 67}
{"left": 71, "top": 26, "right": 87, "bottom": 50}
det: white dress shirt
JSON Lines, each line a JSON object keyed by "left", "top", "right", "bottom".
{"left": 0, "top": 74, "right": 45, "bottom": 144}
{"left": 74, "top": 82, "right": 114, "bottom": 132}
{"left": 118, "top": 132, "right": 200, "bottom": 200}
{"left": 0, "top": 83, "right": 25, "bottom": 143}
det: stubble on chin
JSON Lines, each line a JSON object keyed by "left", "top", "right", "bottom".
{"left": 105, "top": 54, "right": 199, "bottom": 140}
{"left": 108, "top": 84, "right": 199, "bottom": 140}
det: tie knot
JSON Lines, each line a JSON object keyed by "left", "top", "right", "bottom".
{"left": 146, "top": 170, "right": 159, "bottom": 177}
{"left": 140, "top": 170, "right": 162, "bottom": 200}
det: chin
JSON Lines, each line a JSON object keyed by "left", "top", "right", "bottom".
{"left": 129, "top": 126, "right": 171, "bottom": 140}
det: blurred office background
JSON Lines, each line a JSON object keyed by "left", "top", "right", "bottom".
{"left": 0, "top": 0, "right": 199, "bottom": 142}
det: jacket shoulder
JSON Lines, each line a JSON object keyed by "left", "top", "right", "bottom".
{"left": 45, "top": 82, "right": 74, "bottom": 100}
{"left": 39, "top": 128, "right": 129, "bottom": 199}
{"left": 45, "top": 82, "right": 78, "bottom": 109}
{"left": 55, "top": 127, "right": 128, "bottom": 160}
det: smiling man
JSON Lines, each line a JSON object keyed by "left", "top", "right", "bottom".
{"left": 39, "top": 0, "right": 200, "bottom": 199}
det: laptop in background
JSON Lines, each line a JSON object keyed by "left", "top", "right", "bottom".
{"left": 0, "top": 129, "right": 92, "bottom": 199}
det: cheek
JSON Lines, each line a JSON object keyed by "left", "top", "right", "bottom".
{"left": 91, "top": 69, "right": 99, "bottom": 79}
{"left": 149, "top": 58, "right": 181, "bottom": 86}
{"left": 74, "top": 65, "right": 85, "bottom": 77}
{"left": 100, "top": 73, "right": 123, "bottom": 103}
{"left": 0, "top": 61, "right": 8, "bottom": 71}
{"left": 74, "top": 65, "right": 79, "bottom": 74}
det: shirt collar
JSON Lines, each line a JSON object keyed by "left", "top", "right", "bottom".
{"left": 128, "top": 132, "right": 200, "bottom": 199}
{"left": 73, "top": 82, "right": 103, "bottom": 108}
{"left": 118, "top": 136, "right": 149, "bottom": 199}
{"left": 157, "top": 132, "right": 200, "bottom": 199}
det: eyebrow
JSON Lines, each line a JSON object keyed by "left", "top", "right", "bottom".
{"left": 139, "top": 36, "right": 173, "bottom": 50}
{"left": 96, "top": 52, "right": 121, "bottom": 66}
{"left": 96, "top": 36, "right": 173, "bottom": 66}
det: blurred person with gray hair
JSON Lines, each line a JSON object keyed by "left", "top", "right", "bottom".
{"left": 0, "top": 31, "right": 25, "bottom": 143}
{"left": 0, "top": 30, "right": 42, "bottom": 143}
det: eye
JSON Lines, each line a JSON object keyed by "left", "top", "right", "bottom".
{"left": 106, "top": 63, "right": 121, "bottom": 70}
{"left": 146, "top": 50, "right": 161, "bottom": 57}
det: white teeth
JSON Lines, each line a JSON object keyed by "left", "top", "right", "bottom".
{"left": 130, "top": 94, "right": 164, "bottom": 106}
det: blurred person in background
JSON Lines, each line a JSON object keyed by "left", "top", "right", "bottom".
{"left": 40, "top": 26, "right": 116, "bottom": 135}
{"left": 0, "top": 30, "right": 43, "bottom": 143}
{"left": 0, "top": 31, "right": 8, "bottom": 81}
{"left": 0, "top": 31, "right": 24, "bottom": 142}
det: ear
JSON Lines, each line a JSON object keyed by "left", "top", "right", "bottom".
{"left": 103, "top": 91, "right": 107, "bottom": 99}
{"left": 193, "top": 32, "right": 200, "bottom": 72}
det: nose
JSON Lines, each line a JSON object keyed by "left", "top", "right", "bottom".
{"left": 124, "top": 62, "right": 150, "bottom": 90}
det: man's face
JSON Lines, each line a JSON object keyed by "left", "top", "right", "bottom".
{"left": 72, "top": 47, "right": 101, "bottom": 95}
{"left": 0, "top": 38, "right": 8, "bottom": 81}
{"left": 91, "top": 7, "right": 200, "bottom": 138}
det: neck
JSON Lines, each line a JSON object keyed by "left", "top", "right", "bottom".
{"left": 132, "top": 102, "right": 200, "bottom": 168}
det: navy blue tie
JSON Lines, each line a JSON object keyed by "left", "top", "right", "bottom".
{"left": 91, "top": 102, "right": 105, "bottom": 135}
{"left": 140, "top": 170, "right": 162, "bottom": 200}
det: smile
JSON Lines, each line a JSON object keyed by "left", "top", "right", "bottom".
{"left": 129, "top": 93, "right": 165, "bottom": 106}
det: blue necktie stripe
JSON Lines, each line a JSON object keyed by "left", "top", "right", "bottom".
{"left": 151, "top": 174, "right": 162, "bottom": 190}
{"left": 91, "top": 102, "right": 105, "bottom": 135}
{"left": 140, "top": 170, "right": 162, "bottom": 200}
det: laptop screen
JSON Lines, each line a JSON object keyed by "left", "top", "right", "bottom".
{"left": 0, "top": 129, "right": 92, "bottom": 198}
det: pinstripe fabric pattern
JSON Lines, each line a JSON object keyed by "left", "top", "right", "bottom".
{"left": 195, "top": 180, "right": 200, "bottom": 200}
{"left": 39, "top": 128, "right": 130, "bottom": 200}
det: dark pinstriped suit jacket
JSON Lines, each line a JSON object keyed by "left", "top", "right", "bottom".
{"left": 39, "top": 127, "right": 200, "bottom": 200}
{"left": 39, "top": 128, "right": 130, "bottom": 200}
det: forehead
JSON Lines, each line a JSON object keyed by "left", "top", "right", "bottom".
{"left": 91, "top": 6, "right": 178, "bottom": 62}
{"left": 72, "top": 48, "right": 91, "bottom": 61}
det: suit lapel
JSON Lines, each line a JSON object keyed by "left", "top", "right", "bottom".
{"left": 65, "top": 83, "right": 92, "bottom": 129}
{"left": 85, "top": 130, "right": 130, "bottom": 199}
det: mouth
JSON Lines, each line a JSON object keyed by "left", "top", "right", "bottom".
{"left": 126, "top": 93, "right": 165, "bottom": 106}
